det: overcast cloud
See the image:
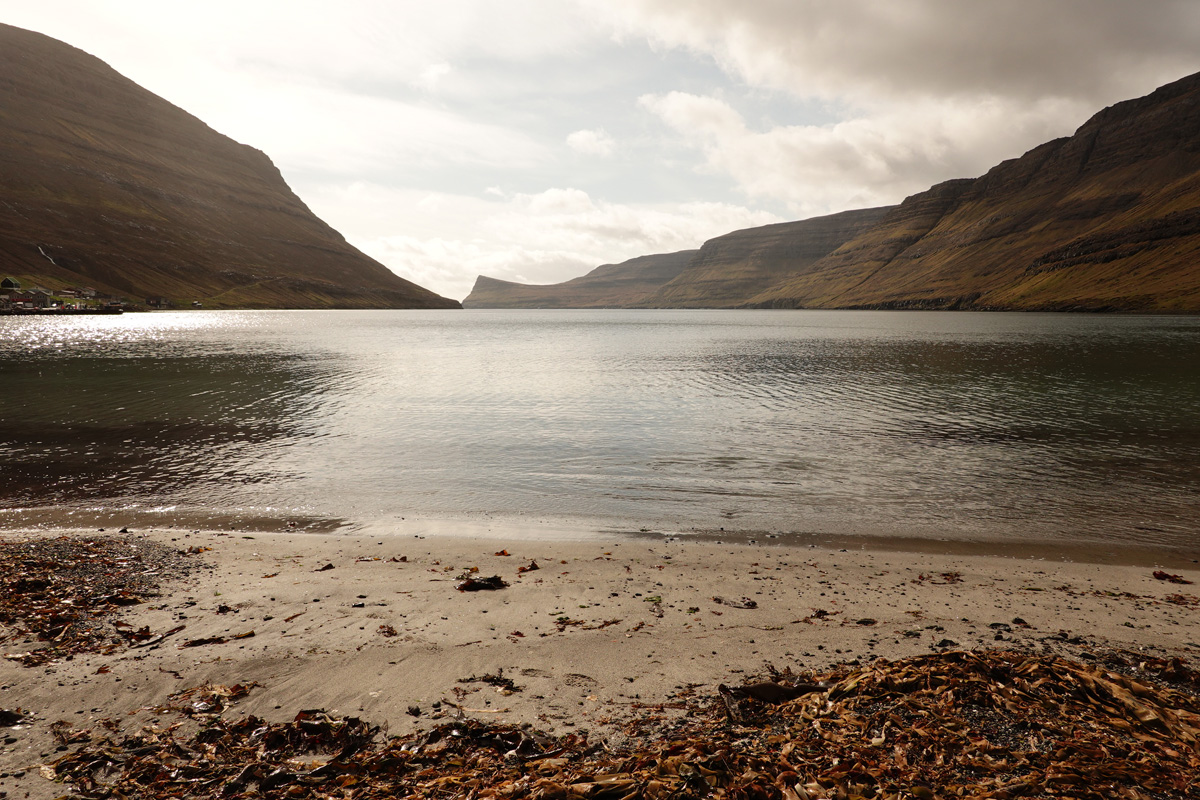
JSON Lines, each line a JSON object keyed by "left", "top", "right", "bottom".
{"left": 3, "top": 1, "right": 1200, "bottom": 300}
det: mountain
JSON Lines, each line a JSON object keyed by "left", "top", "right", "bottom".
{"left": 636, "top": 208, "right": 891, "bottom": 307}
{"left": 752, "top": 72, "right": 1200, "bottom": 311}
{"left": 0, "top": 24, "right": 458, "bottom": 309}
{"left": 468, "top": 71, "right": 1200, "bottom": 312}
{"left": 462, "top": 208, "right": 888, "bottom": 309}
{"left": 463, "top": 250, "right": 697, "bottom": 308}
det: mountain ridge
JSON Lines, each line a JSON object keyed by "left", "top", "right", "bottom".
{"left": 463, "top": 208, "right": 890, "bottom": 308}
{"left": 468, "top": 71, "right": 1200, "bottom": 312}
{"left": 753, "top": 70, "right": 1200, "bottom": 311}
{"left": 464, "top": 250, "right": 698, "bottom": 308}
{"left": 636, "top": 207, "right": 892, "bottom": 308}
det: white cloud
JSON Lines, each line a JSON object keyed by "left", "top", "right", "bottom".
{"left": 566, "top": 128, "right": 617, "bottom": 157}
{"left": 208, "top": 75, "right": 549, "bottom": 178}
{"left": 8, "top": 0, "right": 599, "bottom": 93}
{"left": 514, "top": 187, "right": 597, "bottom": 216}
{"left": 299, "top": 182, "right": 781, "bottom": 300}
{"left": 483, "top": 189, "right": 781, "bottom": 270}
{"left": 641, "top": 93, "right": 743, "bottom": 138}
{"left": 640, "top": 91, "right": 1092, "bottom": 215}
{"left": 415, "top": 63, "right": 453, "bottom": 92}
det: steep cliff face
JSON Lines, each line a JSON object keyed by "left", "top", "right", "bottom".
{"left": 463, "top": 250, "right": 697, "bottom": 308}
{"left": 753, "top": 72, "right": 1200, "bottom": 311}
{"left": 637, "top": 207, "right": 891, "bottom": 307}
{"left": 0, "top": 24, "right": 458, "bottom": 309}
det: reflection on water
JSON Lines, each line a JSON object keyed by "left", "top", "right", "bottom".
{"left": 0, "top": 313, "right": 350, "bottom": 528}
{"left": 1, "top": 310, "right": 1197, "bottom": 548}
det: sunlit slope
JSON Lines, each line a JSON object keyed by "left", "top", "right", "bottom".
{"left": 753, "top": 72, "right": 1200, "bottom": 311}
{"left": 463, "top": 251, "right": 697, "bottom": 308}
{"left": 0, "top": 24, "right": 458, "bottom": 309}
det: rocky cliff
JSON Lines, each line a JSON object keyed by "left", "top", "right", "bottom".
{"left": 463, "top": 250, "right": 697, "bottom": 308}
{"left": 0, "top": 24, "right": 458, "bottom": 309}
{"left": 753, "top": 72, "right": 1200, "bottom": 311}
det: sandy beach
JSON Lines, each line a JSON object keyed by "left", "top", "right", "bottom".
{"left": 3, "top": 525, "right": 1200, "bottom": 797}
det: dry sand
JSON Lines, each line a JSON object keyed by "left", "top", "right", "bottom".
{"left": 3, "top": 525, "right": 1200, "bottom": 797}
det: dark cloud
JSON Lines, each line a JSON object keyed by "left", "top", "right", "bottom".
{"left": 602, "top": 0, "right": 1200, "bottom": 105}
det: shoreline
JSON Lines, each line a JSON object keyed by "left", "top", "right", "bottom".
{"left": 4, "top": 525, "right": 1200, "bottom": 797}
{"left": 3, "top": 504, "right": 1199, "bottom": 568}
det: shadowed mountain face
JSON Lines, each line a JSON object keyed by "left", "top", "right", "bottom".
{"left": 753, "top": 72, "right": 1200, "bottom": 311}
{"left": 0, "top": 24, "right": 458, "bottom": 309}
{"left": 463, "top": 250, "right": 698, "bottom": 308}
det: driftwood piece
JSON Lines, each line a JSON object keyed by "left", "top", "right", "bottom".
{"left": 717, "top": 680, "right": 827, "bottom": 722}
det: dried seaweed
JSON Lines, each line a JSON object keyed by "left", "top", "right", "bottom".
{"left": 0, "top": 535, "right": 198, "bottom": 666}
{"left": 44, "top": 648, "right": 1200, "bottom": 799}
{"left": 154, "top": 682, "right": 259, "bottom": 718}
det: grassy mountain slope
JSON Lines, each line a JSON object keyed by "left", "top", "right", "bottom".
{"left": 0, "top": 24, "right": 458, "bottom": 309}
{"left": 636, "top": 208, "right": 891, "bottom": 308}
{"left": 753, "top": 72, "right": 1200, "bottom": 311}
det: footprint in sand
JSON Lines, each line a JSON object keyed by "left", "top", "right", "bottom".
{"left": 564, "top": 673, "right": 598, "bottom": 688}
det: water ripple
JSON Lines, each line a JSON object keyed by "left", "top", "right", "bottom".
{"left": 2, "top": 310, "right": 1198, "bottom": 546}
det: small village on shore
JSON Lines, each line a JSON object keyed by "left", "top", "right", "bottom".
{"left": 0, "top": 275, "right": 138, "bottom": 314}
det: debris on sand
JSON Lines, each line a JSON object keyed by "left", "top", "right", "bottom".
{"left": 43, "top": 648, "right": 1200, "bottom": 799}
{"left": 711, "top": 596, "right": 757, "bottom": 609}
{"left": 0, "top": 535, "right": 198, "bottom": 666}
{"left": 458, "top": 668, "right": 522, "bottom": 693}
{"left": 717, "top": 679, "right": 827, "bottom": 721}
{"left": 456, "top": 574, "right": 509, "bottom": 592}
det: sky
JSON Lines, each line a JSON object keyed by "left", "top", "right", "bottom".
{"left": 4, "top": 1, "right": 1200, "bottom": 302}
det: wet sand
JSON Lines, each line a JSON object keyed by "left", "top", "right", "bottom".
{"left": 3, "top": 526, "right": 1200, "bottom": 798}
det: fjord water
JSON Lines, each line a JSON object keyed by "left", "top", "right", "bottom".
{"left": 2, "top": 310, "right": 1197, "bottom": 549}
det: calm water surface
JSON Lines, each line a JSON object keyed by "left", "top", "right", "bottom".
{"left": 1, "top": 310, "right": 1197, "bottom": 549}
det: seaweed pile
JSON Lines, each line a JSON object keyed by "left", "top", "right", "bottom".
{"left": 0, "top": 535, "right": 197, "bottom": 666}
{"left": 45, "top": 649, "right": 1200, "bottom": 799}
